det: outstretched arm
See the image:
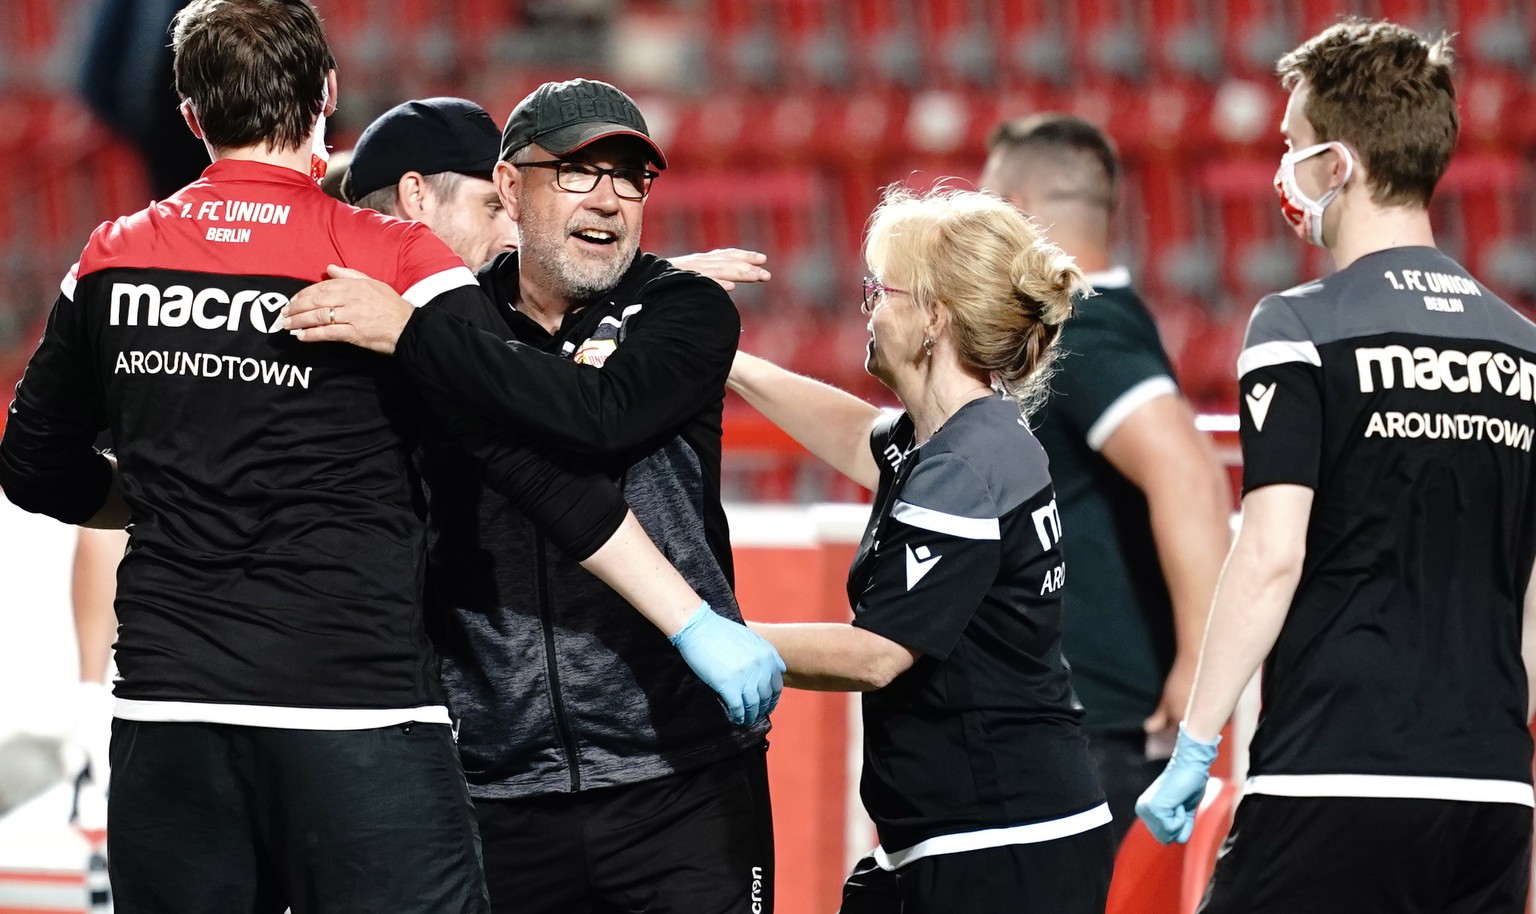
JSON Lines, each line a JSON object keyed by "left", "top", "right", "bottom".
{"left": 584, "top": 512, "right": 785, "bottom": 723}
{"left": 728, "top": 352, "right": 884, "bottom": 490}
{"left": 284, "top": 265, "right": 741, "bottom": 457}
{"left": 748, "top": 622, "right": 915, "bottom": 692}
{"left": 423, "top": 390, "right": 785, "bottom": 727}
{"left": 668, "top": 248, "right": 771, "bottom": 291}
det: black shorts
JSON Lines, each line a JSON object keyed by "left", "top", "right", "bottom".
{"left": 107, "top": 719, "right": 489, "bottom": 914}
{"left": 475, "top": 742, "right": 774, "bottom": 914}
{"left": 838, "top": 825, "right": 1115, "bottom": 914}
{"left": 1200, "top": 794, "right": 1533, "bottom": 914}
{"left": 1086, "top": 729, "right": 1166, "bottom": 847}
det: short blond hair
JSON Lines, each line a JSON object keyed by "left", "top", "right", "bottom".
{"left": 864, "top": 185, "right": 1084, "bottom": 414}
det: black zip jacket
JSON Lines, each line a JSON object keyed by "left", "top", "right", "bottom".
{"left": 394, "top": 251, "right": 766, "bottom": 796}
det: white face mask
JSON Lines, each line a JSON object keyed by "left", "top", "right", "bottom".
{"left": 1273, "top": 141, "right": 1354, "bottom": 247}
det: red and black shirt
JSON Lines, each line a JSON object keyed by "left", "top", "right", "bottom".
{"left": 1, "top": 159, "right": 625, "bottom": 727}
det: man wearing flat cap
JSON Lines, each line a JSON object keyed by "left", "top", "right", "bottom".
{"left": 286, "top": 78, "right": 777, "bottom": 913}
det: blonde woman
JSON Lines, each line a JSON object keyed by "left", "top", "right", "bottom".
{"left": 731, "top": 186, "right": 1114, "bottom": 912}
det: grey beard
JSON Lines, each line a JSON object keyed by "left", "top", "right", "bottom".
{"left": 549, "top": 241, "right": 635, "bottom": 301}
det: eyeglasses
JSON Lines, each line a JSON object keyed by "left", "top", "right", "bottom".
{"left": 514, "top": 160, "right": 658, "bottom": 200}
{"left": 861, "top": 276, "right": 909, "bottom": 314}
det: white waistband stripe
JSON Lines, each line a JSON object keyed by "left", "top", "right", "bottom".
{"left": 113, "top": 699, "right": 452, "bottom": 730}
{"left": 1245, "top": 774, "right": 1535, "bottom": 807}
{"left": 873, "top": 803, "right": 1112, "bottom": 870}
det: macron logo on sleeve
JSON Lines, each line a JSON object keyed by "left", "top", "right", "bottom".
{"left": 905, "top": 544, "right": 941, "bottom": 590}
{"left": 1246, "top": 382, "right": 1277, "bottom": 431}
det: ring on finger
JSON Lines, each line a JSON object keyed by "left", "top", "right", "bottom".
{"left": 327, "top": 306, "right": 336, "bottom": 325}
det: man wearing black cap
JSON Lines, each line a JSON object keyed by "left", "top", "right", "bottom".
{"left": 343, "top": 97, "right": 516, "bottom": 272}
{"left": 342, "top": 96, "right": 769, "bottom": 282}
{"left": 285, "top": 77, "right": 776, "bottom": 914}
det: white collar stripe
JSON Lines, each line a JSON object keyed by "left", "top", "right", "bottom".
{"left": 1083, "top": 265, "right": 1132, "bottom": 290}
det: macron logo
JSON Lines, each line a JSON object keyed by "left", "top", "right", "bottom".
{"left": 109, "top": 282, "right": 289, "bottom": 334}
{"left": 1246, "top": 382, "right": 1277, "bottom": 431}
{"left": 905, "top": 544, "right": 941, "bottom": 590}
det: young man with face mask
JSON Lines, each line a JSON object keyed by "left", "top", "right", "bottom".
{"left": 1136, "top": 19, "right": 1536, "bottom": 913}
{"left": 283, "top": 78, "right": 778, "bottom": 914}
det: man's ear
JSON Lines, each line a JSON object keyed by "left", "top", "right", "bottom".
{"left": 396, "top": 172, "right": 429, "bottom": 220}
{"left": 1332, "top": 142, "right": 1360, "bottom": 193}
{"left": 494, "top": 161, "right": 521, "bottom": 222}
{"left": 180, "top": 100, "right": 204, "bottom": 139}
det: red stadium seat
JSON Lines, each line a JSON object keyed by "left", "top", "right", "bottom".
{"left": 1451, "top": 0, "right": 1532, "bottom": 72}
{"left": 1181, "top": 778, "right": 1240, "bottom": 914}
{"left": 1217, "top": 1, "right": 1293, "bottom": 79}
{"left": 1148, "top": 0, "right": 1224, "bottom": 84}
{"left": 1106, "top": 820, "right": 1185, "bottom": 914}
{"left": 1434, "top": 152, "right": 1527, "bottom": 279}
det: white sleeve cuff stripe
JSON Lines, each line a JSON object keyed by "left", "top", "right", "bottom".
{"left": 1085, "top": 375, "right": 1177, "bottom": 451}
{"left": 402, "top": 266, "right": 479, "bottom": 308}
{"left": 891, "top": 501, "right": 1000, "bottom": 540}
{"left": 1237, "top": 339, "right": 1322, "bottom": 377}
{"left": 61, "top": 267, "right": 79, "bottom": 301}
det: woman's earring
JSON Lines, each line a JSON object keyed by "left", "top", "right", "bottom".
{"left": 922, "top": 337, "right": 935, "bottom": 359}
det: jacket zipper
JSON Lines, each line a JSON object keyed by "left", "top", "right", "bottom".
{"left": 536, "top": 530, "right": 582, "bottom": 791}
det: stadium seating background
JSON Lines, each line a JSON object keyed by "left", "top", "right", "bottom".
{"left": 1, "top": 0, "right": 1534, "bottom": 482}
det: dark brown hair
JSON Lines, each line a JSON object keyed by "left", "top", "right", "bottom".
{"left": 172, "top": 0, "right": 336, "bottom": 152}
{"left": 1278, "top": 18, "right": 1457, "bottom": 208}
{"left": 985, "top": 114, "right": 1119, "bottom": 211}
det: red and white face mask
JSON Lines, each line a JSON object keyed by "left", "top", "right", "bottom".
{"left": 1274, "top": 141, "right": 1353, "bottom": 247}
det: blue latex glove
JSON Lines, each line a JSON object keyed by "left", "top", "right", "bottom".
{"left": 669, "top": 602, "right": 786, "bottom": 726}
{"left": 1135, "top": 724, "right": 1221, "bottom": 844}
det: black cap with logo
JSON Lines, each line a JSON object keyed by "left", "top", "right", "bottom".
{"left": 343, "top": 97, "right": 501, "bottom": 203}
{"left": 499, "top": 78, "right": 667, "bottom": 170}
